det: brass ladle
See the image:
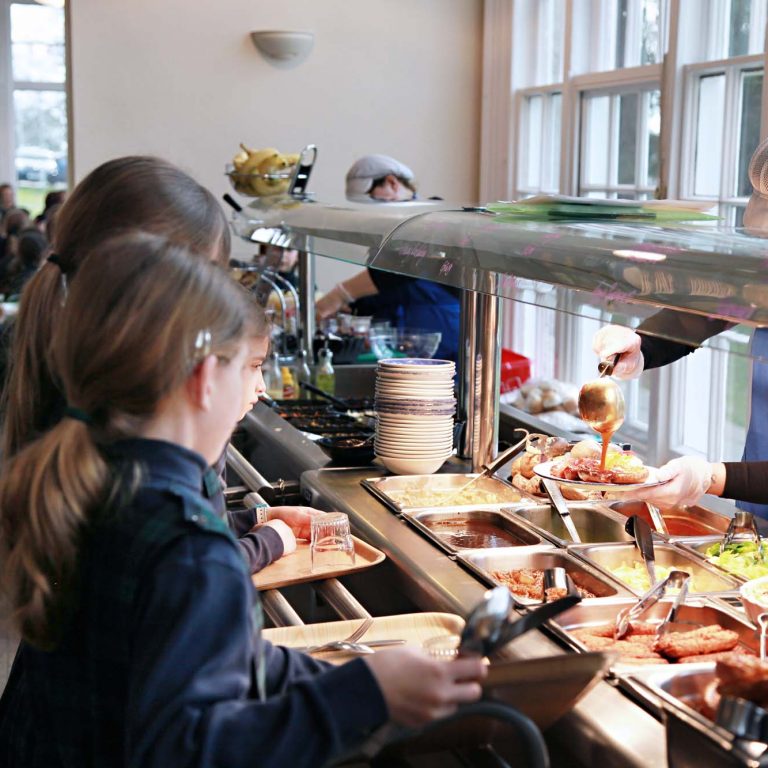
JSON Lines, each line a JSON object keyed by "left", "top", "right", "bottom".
{"left": 578, "top": 354, "right": 626, "bottom": 468}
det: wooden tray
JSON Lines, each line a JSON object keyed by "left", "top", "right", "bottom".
{"left": 252, "top": 535, "right": 385, "bottom": 590}
{"left": 262, "top": 612, "right": 464, "bottom": 661}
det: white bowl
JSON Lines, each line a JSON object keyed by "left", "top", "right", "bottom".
{"left": 376, "top": 428, "right": 454, "bottom": 439}
{"left": 376, "top": 415, "right": 455, "bottom": 425}
{"left": 379, "top": 454, "right": 450, "bottom": 475}
{"left": 740, "top": 575, "right": 768, "bottom": 624}
{"left": 375, "top": 441, "right": 453, "bottom": 452}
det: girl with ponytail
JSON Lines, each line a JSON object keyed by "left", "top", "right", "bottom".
{"left": 0, "top": 232, "right": 484, "bottom": 767}
{"left": 1, "top": 155, "right": 322, "bottom": 572}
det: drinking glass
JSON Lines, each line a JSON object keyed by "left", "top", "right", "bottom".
{"left": 310, "top": 512, "right": 355, "bottom": 572}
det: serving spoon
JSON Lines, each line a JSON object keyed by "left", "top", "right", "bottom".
{"left": 578, "top": 353, "right": 625, "bottom": 470}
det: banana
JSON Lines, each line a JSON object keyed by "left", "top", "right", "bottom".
{"left": 230, "top": 145, "right": 296, "bottom": 196}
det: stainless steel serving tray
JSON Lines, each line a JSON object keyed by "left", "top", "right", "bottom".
{"left": 402, "top": 507, "right": 547, "bottom": 555}
{"left": 676, "top": 537, "right": 768, "bottom": 588}
{"left": 361, "top": 474, "right": 527, "bottom": 515}
{"left": 629, "top": 664, "right": 768, "bottom": 767}
{"left": 507, "top": 503, "right": 634, "bottom": 547}
{"left": 609, "top": 500, "right": 732, "bottom": 538}
{"left": 551, "top": 596, "right": 758, "bottom": 666}
{"left": 570, "top": 542, "right": 741, "bottom": 597}
{"left": 458, "top": 546, "right": 631, "bottom": 605}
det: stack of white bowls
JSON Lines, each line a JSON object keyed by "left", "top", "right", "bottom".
{"left": 374, "top": 358, "right": 456, "bottom": 475}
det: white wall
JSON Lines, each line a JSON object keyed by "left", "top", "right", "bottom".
{"left": 68, "top": 0, "right": 483, "bottom": 287}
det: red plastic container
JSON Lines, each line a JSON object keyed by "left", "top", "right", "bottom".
{"left": 500, "top": 349, "right": 531, "bottom": 393}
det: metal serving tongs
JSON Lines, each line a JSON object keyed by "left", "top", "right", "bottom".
{"left": 720, "top": 509, "right": 763, "bottom": 556}
{"left": 458, "top": 575, "right": 581, "bottom": 657}
{"left": 625, "top": 514, "right": 658, "bottom": 588}
{"left": 443, "top": 428, "right": 529, "bottom": 505}
{"left": 614, "top": 569, "right": 690, "bottom": 640}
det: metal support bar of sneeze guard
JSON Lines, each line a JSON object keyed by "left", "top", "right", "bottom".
{"left": 226, "top": 443, "right": 272, "bottom": 494}
{"left": 314, "top": 579, "right": 372, "bottom": 620}
{"left": 458, "top": 287, "right": 502, "bottom": 471}
{"left": 261, "top": 589, "right": 305, "bottom": 627}
{"left": 298, "top": 242, "right": 316, "bottom": 360}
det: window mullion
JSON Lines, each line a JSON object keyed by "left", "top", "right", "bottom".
{"left": 0, "top": 0, "right": 13, "bottom": 183}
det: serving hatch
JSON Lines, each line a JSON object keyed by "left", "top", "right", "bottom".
{"left": 361, "top": 473, "right": 526, "bottom": 514}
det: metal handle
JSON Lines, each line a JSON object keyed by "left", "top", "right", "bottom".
{"left": 261, "top": 589, "right": 304, "bottom": 626}
{"left": 542, "top": 479, "right": 582, "bottom": 544}
{"left": 625, "top": 514, "right": 657, "bottom": 587}
{"left": 655, "top": 572, "right": 691, "bottom": 636}
{"left": 721, "top": 509, "right": 762, "bottom": 553}
{"left": 482, "top": 428, "right": 530, "bottom": 477}
{"left": 314, "top": 579, "right": 371, "bottom": 620}
{"left": 614, "top": 569, "right": 688, "bottom": 639}
{"left": 598, "top": 353, "right": 621, "bottom": 377}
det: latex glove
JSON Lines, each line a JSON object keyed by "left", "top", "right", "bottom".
{"left": 592, "top": 325, "right": 644, "bottom": 380}
{"left": 634, "top": 456, "right": 713, "bottom": 509}
{"left": 262, "top": 519, "right": 297, "bottom": 555}
{"left": 366, "top": 647, "right": 486, "bottom": 727}
{"left": 267, "top": 506, "right": 326, "bottom": 540}
{"left": 315, "top": 285, "right": 349, "bottom": 320}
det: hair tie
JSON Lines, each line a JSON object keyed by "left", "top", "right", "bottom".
{"left": 47, "top": 253, "right": 66, "bottom": 273}
{"left": 63, "top": 406, "right": 92, "bottom": 425}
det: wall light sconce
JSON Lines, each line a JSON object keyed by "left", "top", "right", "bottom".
{"left": 250, "top": 31, "right": 314, "bottom": 67}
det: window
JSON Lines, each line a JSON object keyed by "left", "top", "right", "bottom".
{"left": 1, "top": 0, "right": 68, "bottom": 216}
{"left": 495, "top": 0, "right": 768, "bottom": 469}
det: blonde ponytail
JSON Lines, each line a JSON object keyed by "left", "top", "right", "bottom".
{"left": 0, "top": 418, "right": 110, "bottom": 648}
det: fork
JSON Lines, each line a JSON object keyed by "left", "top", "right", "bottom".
{"left": 301, "top": 617, "right": 374, "bottom": 654}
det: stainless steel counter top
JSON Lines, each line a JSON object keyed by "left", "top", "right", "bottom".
{"left": 301, "top": 465, "right": 667, "bottom": 768}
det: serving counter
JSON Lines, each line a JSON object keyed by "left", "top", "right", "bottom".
{"left": 229, "top": 199, "right": 768, "bottom": 766}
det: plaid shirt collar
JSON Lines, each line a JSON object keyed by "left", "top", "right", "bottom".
{"left": 103, "top": 438, "right": 208, "bottom": 494}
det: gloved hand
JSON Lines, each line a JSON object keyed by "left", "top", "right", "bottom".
{"left": 262, "top": 519, "right": 297, "bottom": 555}
{"left": 634, "top": 456, "right": 713, "bottom": 509}
{"left": 592, "top": 325, "right": 644, "bottom": 380}
{"left": 267, "top": 506, "right": 326, "bottom": 540}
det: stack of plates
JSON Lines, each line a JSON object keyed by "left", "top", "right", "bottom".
{"left": 374, "top": 358, "right": 456, "bottom": 475}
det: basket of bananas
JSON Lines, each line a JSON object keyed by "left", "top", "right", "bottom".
{"left": 226, "top": 144, "right": 300, "bottom": 198}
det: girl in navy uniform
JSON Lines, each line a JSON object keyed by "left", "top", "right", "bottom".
{"left": 2, "top": 155, "right": 320, "bottom": 571}
{"left": 0, "top": 233, "right": 485, "bottom": 767}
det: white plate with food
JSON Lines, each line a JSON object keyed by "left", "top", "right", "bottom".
{"left": 533, "top": 458, "right": 668, "bottom": 492}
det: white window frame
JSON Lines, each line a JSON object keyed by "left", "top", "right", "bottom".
{"left": 484, "top": 0, "right": 768, "bottom": 470}
{"left": 0, "top": 0, "right": 70, "bottom": 187}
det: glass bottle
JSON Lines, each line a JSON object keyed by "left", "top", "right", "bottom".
{"left": 293, "top": 348, "right": 313, "bottom": 399}
{"left": 263, "top": 350, "right": 284, "bottom": 400}
{"left": 314, "top": 346, "right": 335, "bottom": 396}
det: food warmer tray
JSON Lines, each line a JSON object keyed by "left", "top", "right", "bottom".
{"left": 628, "top": 663, "right": 768, "bottom": 767}
{"left": 609, "top": 499, "right": 732, "bottom": 538}
{"left": 361, "top": 473, "right": 527, "bottom": 515}
{"left": 550, "top": 596, "right": 758, "bottom": 675}
{"left": 570, "top": 542, "right": 741, "bottom": 597}
{"left": 401, "top": 507, "right": 548, "bottom": 555}
{"left": 507, "top": 503, "right": 635, "bottom": 547}
{"left": 458, "top": 546, "right": 632, "bottom": 605}
{"left": 675, "top": 536, "right": 768, "bottom": 586}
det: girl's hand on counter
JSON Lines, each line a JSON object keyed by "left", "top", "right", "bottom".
{"left": 365, "top": 647, "right": 486, "bottom": 727}
{"left": 592, "top": 325, "right": 644, "bottom": 380}
{"left": 633, "top": 456, "right": 715, "bottom": 508}
{"left": 262, "top": 519, "right": 297, "bottom": 555}
{"left": 268, "top": 506, "right": 326, "bottom": 540}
